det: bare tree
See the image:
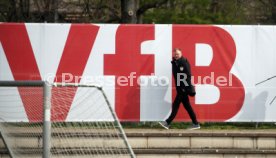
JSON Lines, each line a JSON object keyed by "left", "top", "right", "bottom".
{"left": 137, "top": 0, "right": 168, "bottom": 23}
{"left": 0, "top": 0, "right": 275, "bottom": 24}
{"left": 272, "top": 0, "right": 276, "bottom": 23}
{"left": 121, "top": 0, "right": 138, "bottom": 23}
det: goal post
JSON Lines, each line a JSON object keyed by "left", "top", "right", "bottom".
{"left": 0, "top": 80, "right": 45, "bottom": 158}
{"left": 43, "top": 81, "right": 51, "bottom": 158}
{"left": 0, "top": 80, "right": 135, "bottom": 158}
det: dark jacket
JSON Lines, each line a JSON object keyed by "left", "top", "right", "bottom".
{"left": 171, "top": 57, "right": 195, "bottom": 96}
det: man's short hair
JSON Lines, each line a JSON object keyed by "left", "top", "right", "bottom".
{"left": 174, "top": 48, "right": 182, "bottom": 52}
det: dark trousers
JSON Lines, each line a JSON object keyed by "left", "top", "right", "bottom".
{"left": 166, "top": 93, "right": 198, "bottom": 125}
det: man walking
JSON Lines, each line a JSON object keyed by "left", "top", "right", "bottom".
{"left": 159, "top": 48, "right": 200, "bottom": 130}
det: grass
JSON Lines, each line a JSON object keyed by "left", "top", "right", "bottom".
{"left": 121, "top": 122, "right": 276, "bottom": 130}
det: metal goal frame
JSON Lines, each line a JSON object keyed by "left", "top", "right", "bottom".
{"left": 0, "top": 80, "right": 135, "bottom": 158}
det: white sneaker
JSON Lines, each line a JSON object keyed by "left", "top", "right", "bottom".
{"left": 187, "top": 124, "right": 200, "bottom": 130}
{"left": 158, "top": 121, "right": 170, "bottom": 129}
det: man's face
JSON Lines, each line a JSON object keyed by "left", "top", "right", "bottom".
{"left": 174, "top": 50, "right": 182, "bottom": 60}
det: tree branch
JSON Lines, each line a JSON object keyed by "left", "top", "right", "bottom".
{"left": 137, "top": 0, "right": 168, "bottom": 16}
